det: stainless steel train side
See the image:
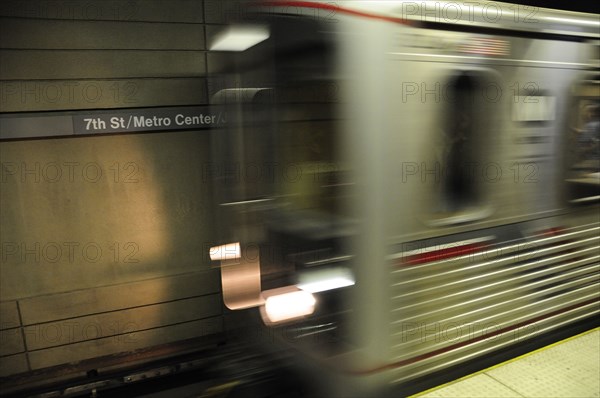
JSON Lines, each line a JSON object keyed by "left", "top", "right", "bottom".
{"left": 209, "top": 2, "right": 599, "bottom": 396}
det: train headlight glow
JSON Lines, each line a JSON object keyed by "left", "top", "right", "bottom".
{"left": 261, "top": 288, "right": 316, "bottom": 325}
{"left": 210, "top": 25, "right": 270, "bottom": 52}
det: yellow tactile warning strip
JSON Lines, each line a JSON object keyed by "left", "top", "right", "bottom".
{"left": 411, "top": 327, "right": 600, "bottom": 398}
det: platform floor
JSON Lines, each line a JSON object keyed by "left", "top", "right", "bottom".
{"left": 413, "top": 328, "right": 600, "bottom": 398}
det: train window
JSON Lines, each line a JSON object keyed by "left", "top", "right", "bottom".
{"left": 565, "top": 79, "right": 600, "bottom": 204}
{"left": 439, "top": 73, "right": 485, "bottom": 213}
{"left": 273, "top": 81, "right": 348, "bottom": 216}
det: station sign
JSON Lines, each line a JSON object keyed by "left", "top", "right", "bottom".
{"left": 0, "top": 106, "right": 226, "bottom": 140}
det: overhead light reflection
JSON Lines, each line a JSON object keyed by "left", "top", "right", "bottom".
{"left": 297, "top": 268, "right": 355, "bottom": 293}
{"left": 545, "top": 17, "right": 599, "bottom": 26}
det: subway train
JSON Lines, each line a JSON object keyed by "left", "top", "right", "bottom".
{"left": 208, "top": 1, "right": 600, "bottom": 396}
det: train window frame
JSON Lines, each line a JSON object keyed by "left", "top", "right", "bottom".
{"left": 564, "top": 76, "right": 600, "bottom": 205}
{"left": 428, "top": 68, "right": 500, "bottom": 227}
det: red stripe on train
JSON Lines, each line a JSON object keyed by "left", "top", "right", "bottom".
{"left": 401, "top": 242, "right": 488, "bottom": 266}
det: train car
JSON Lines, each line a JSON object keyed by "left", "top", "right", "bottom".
{"left": 208, "top": 1, "right": 600, "bottom": 396}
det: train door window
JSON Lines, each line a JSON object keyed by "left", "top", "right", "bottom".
{"left": 273, "top": 81, "right": 348, "bottom": 217}
{"left": 565, "top": 78, "right": 600, "bottom": 204}
{"left": 436, "top": 72, "right": 493, "bottom": 218}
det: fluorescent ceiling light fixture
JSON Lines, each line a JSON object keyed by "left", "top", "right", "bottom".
{"left": 297, "top": 268, "right": 355, "bottom": 293}
{"left": 261, "top": 287, "right": 316, "bottom": 324}
{"left": 210, "top": 25, "right": 270, "bottom": 51}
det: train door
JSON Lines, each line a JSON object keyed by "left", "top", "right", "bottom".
{"left": 210, "top": 16, "right": 357, "bottom": 334}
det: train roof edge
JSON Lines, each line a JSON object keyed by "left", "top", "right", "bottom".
{"left": 250, "top": 0, "right": 600, "bottom": 38}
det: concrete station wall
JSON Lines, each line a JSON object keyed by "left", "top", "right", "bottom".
{"left": 0, "top": 0, "right": 247, "bottom": 379}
